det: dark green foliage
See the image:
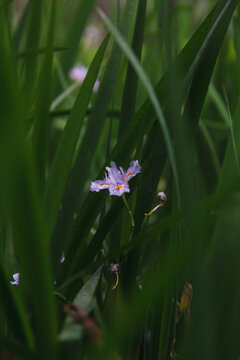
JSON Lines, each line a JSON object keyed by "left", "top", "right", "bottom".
{"left": 1, "top": 0, "right": 240, "bottom": 359}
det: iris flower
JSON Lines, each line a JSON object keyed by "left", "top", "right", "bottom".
{"left": 90, "top": 160, "right": 141, "bottom": 196}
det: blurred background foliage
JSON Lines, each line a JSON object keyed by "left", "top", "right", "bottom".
{"left": 0, "top": 0, "right": 240, "bottom": 359}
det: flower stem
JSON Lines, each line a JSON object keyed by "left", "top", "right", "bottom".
{"left": 142, "top": 204, "right": 163, "bottom": 229}
{"left": 121, "top": 194, "right": 135, "bottom": 229}
{"left": 145, "top": 203, "right": 162, "bottom": 218}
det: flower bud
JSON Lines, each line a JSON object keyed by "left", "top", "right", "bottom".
{"left": 157, "top": 191, "right": 167, "bottom": 205}
{"left": 109, "top": 263, "right": 119, "bottom": 272}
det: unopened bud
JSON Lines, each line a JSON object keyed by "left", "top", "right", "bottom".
{"left": 109, "top": 263, "right": 119, "bottom": 273}
{"left": 157, "top": 192, "right": 167, "bottom": 205}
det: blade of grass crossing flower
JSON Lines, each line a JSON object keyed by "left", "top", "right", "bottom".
{"left": 98, "top": 8, "right": 181, "bottom": 210}
{"left": 32, "top": 0, "right": 56, "bottom": 189}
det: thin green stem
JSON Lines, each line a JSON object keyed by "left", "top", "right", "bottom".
{"left": 145, "top": 203, "right": 162, "bottom": 218}
{"left": 121, "top": 193, "right": 135, "bottom": 229}
{"left": 142, "top": 203, "right": 164, "bottom": 229}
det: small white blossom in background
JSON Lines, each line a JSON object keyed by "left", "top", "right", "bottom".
{"left": 69, "top": 65, "right": 100, "bottom": 92}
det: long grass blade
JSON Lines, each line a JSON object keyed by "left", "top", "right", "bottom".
{"left": 32, "top": 0, "right": 56, "bottom": 188}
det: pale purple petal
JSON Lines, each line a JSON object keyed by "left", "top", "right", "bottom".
{"left": 106, "top": 162, "right": 124, "bottom": 184}
{"left": 123, "top": 160, "right": 141, "bottom": 182}
{"left": 60, "top": 253, "right": 65, "bottom": 263}
{"left": 90, "top": 179, "right": 111, "bottom": 192}
{"left": 10, "top": 273, "right": 20, "bottom": 285}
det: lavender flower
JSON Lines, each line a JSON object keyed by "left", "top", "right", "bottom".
{"left": 69, "top": 65, "right": 100, "bottom": 91}
{"left": 90, "top": 160, "right": 141, "bottom": 196}
{"left": 10, "top": 273, "right": 20, "bottom": 286}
